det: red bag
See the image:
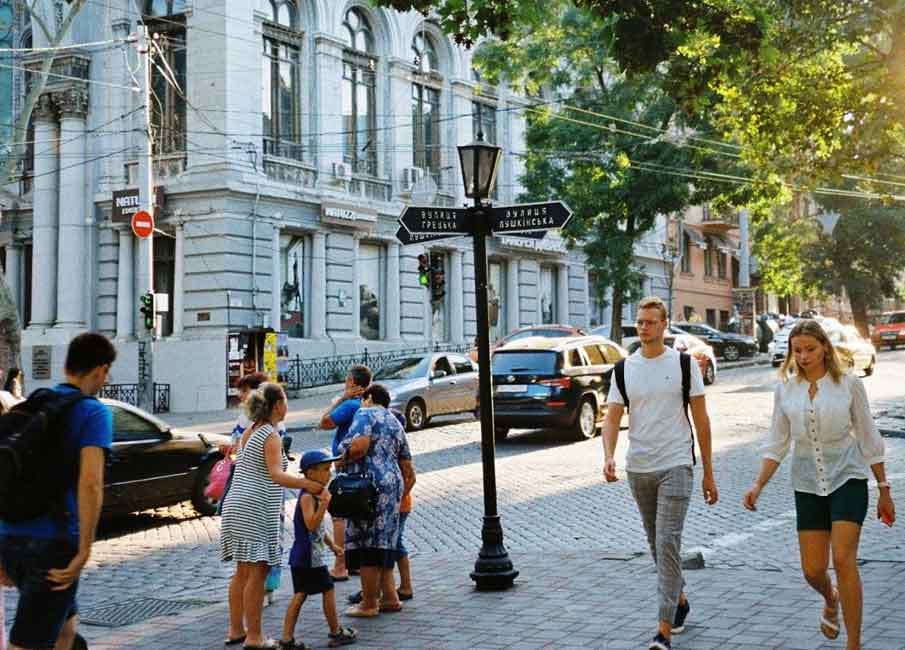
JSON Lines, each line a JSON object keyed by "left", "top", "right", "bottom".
{"left": 204, "top": 457, "right": 234, "bottom": 501}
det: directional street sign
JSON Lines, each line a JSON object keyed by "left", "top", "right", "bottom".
{"left": 488, "top": 201, "right": 572, "bottom": 234}
{"left": 395, "top": 224, "right": 461, "bottom": 246}
{"left": 399, "top": 206, "right": 471, "bottom": 235}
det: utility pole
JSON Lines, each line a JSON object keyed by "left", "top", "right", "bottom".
{"left": 136, "top": 26, "right": 155, "bottom": 412}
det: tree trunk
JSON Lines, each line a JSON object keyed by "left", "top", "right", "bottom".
{"left": 846, "top": 284, "right": 871, "bottom": 338}
{"left": 610, "top": 285, "right": 623, "bottom": 344}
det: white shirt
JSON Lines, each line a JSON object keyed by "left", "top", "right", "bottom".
{"left": 606, "top": 347, "right": 705, "bottom": 473}
{"left": 765, "top": 373, "right": 885, "bottom": 496}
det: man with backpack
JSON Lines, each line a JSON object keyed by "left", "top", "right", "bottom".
{"left": 0, "top": 332, "right": 116, "bottom": 650}
{"left": 602, "top": 297, "right": 719, "bottom": 650}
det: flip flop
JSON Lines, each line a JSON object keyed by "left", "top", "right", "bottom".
{"left": 225, "top": 635, "right": 247, "bottom": 646}
{"left": 330, "top": 571, "right": 350, "bottom": 582}
{"left": 379, "top": 601, "right": 403, "bottom": 613}
{"left": 397, "top": 591, "right": 414, "bottom": 601}
{"left": 344, "top": 605, "right": 379, "bottom": 618}
{"left": 244, "top": 640, "right": 279, "bottom": 649}
{"left": 820, "top": 589, "right": 840, "bottom": 640}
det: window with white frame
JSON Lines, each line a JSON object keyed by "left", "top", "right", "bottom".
{"left": 488, "top": 260, "right": 505, "bottom": 341}
{"left": 341, "top": 8, "right": 377, "bottom": 176}
{"left": 539, "top": 265, "right": 558, "bottom": 324}
{"left": 281, "top": 234, "right": 309, "bottom": 338}
{"left": 411, "top": 33, "right": 441, "bottom": 181}
{"left": 359, "top": 242, "right": 384, "bottom": 340}
{"left": 430, "top": 251, "right": 448, "bottom": 342}
{"left": 262, "top": 0, "right": 302, "bottom": 161}
{"left": 143, "top": 0, "right": 187, "bottom": 155}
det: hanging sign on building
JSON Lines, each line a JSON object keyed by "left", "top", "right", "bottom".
{"left": 497, "top": 235, "right": 568, "bottom": 255}
{"left": 321, "top": 202, "right": 378, "bottom": 228}
{"left": 112, "top": 187, "right": 165, "bottom": 223}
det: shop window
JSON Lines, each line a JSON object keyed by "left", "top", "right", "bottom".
{"left": 539, "top": 265, "right": 558, "bottom": 324}
{"left": 706, "top": 308, "right": 717, "bottom": 328}
{"left": 683, "top": 305, "right": 694, "bottom": 321}
{"left": 359, "top": 242, "right": 384, "bottom": 340}
{"left": 152, "top": 236, "right": 175, "bottom": 336}
{"left": 489, "top": 261, "right": 504, "bottom": 341}
{"left": 430, "top": 251, "right": 448, "bottom": 342}
{"left": 281, "top": 234, "right": 308, "bottom": 338}
{"left": 719, "top": 309, "right": 730, "bottom": 330}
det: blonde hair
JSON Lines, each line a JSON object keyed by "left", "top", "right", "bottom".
{"left": 244, "top": 382, "right": 286, "bottom": 423}
{"left": 779, "top": 319, "right": 844, "bottom": 384}
{"left": 637, "top": 296, "right": 668, "bottom": 322}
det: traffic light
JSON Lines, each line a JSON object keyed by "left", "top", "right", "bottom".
{"left": 139, "top": 292, "right": 155, "bottom": 331}
{"left": 417, "top": 254, "right": 430, "bottom": 287}
{"left": 430, "top": 255, "right": 446, "bottom": 303}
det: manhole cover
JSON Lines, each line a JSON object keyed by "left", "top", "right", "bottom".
{"left": 80, "top": 598, "right": 211, "bottom": 627}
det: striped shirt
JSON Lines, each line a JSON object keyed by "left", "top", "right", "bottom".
{"left": 764, "top": 373, "right": 885, "bottom": 496}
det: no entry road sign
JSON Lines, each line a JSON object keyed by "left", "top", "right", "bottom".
{"left": 488, "top": 201, "right": 572, "bottom": 234}
{"left": 399, "top": 206, "right": 471, "bottom": 235}
{"left": 131, "top": 210, "right": 154, "bottom": 239}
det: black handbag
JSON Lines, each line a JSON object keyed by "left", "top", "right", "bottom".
{"left": 328, "top": 471, "right": 378, "bottom": 520}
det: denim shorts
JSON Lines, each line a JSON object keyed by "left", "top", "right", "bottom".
{"left": 0, "top": 535, "right": 80, "bottom": 649}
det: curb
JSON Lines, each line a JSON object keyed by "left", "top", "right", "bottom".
{"left": 720, "top": 356, "right": 772, "bottom": 371}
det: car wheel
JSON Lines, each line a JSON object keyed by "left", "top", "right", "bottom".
{"left": 864, "top": 356, "right": 876, "bottom": 377}
{"left": 703, "top": 361, "right": 716, "bottom": 386}
{"left": 723, "top": 344, "right": 740, "bottom": 361}
{"left": 572, "top": 397, "right": 597, "bottom": 441}
{"left": 494, "top": 426, "right": 509, "bottom": 442}
{"left": 191, "top": 457, "right": 221, "bottom": 517}
{"left": 405, "top": 399, "right": 427, "bottom": 431}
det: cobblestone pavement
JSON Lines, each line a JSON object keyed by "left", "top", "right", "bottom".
{"left": 4, "top": 350, "right": 905, "bottom": 648}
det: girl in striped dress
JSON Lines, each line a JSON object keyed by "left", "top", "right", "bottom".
{"left": 220, "top": 383, "right": 325, "bottom": 649}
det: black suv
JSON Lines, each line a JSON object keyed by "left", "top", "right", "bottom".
{"left": 491, "top": 335, "right": 626, "bottom": 442}
{"left": 671, "top": 322, "right": 758, "bottom": 361}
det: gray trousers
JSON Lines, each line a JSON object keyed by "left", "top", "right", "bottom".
{"left": 627, "top": 465, "right": 694, "bottom": 623}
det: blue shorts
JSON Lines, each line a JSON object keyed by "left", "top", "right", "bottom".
{"left": 0, "top": 536, "right": 80, "bottom": 649}
{"left": 396, "top": 512, "right": 409, "bottom": 558}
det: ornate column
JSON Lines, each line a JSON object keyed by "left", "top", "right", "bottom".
{"left": 507, "top": 258, "right": 520, "bottom": 331}
{"left": 557, "top": 262, "right": 570, "bottom": 324}
{"left": 449, "top": 249, "right": 465, "bottom": 344}
{"left": 310, "top": 232, "right": 327, "bottom": 339}
{"left": 4, "top": 244, "right": 21, "bottom": 319}
{"left": 172, "top": 222, "right": 185, "bottom": 337}
{"left": 115, "top": 227, "right": 134, "bottom": 340}
{"left": 351, "top": 235, "right": 360, "bottom": 338}
{"left": 271, "top": 224, "right": 281, "bottom": 332}
{"left": 54, "top": 88, "right": 89, "bottom": 329}
{"left": 29, "top": 95, "right": 59, "bottom": 329}
{"left": 385, "top": 241, "right": 401, "bottom": 342}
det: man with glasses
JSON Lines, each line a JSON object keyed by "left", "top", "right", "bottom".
{"left": 0, "top": 332, "right": 116, "bottom": 650}
{"left": 602, "top": 297, "right": 718, "bottom": 650}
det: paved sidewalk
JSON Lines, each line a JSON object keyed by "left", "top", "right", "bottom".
{"left": 78, "top": 551, "right": 904, "bottom": 649}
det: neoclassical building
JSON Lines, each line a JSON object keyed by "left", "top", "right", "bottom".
{"left": 0, "top": 0, "right": 591, "bottom": 412}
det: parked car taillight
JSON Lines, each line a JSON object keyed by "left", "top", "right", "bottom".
{"left": 540, "top": 377, "right": 571, "bottom": 390}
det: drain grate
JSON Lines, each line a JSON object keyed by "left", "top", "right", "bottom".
{"left": 80, "top": 597, "right": 211, "bottom": 628}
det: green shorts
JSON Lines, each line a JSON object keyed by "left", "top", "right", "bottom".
{"left": 795, "top": 478, "right": 868, "bottom": 531}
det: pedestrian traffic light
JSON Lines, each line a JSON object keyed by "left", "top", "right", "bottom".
{"left": 417, "top": 254, "right": 430, "bottom": 287}
{"left": 430, "top": 257, "right": 446, "bottom": 303}
{"left": 139, "top": 292, "right": 155, "bottom": 331}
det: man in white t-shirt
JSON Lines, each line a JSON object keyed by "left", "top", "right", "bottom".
{"left": 602, "top": 296, "right": 719, "bottom": 650}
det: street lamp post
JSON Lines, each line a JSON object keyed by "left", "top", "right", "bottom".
{"left": 458, "top": 132, "right": 519, "bottom": 590}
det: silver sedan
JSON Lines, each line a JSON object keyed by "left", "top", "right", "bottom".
{"left": 379, "top": 352, "right": 479, "bottom": 431}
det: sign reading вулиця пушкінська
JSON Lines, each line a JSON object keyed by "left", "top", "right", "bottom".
{"left": 398, "top": 201, "right": 571, "bottom": 242}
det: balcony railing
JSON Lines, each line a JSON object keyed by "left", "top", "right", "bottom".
{"left": 126, "top": 154, "right": 186, "bottom": 185}
{"left": 264, "top": 138, "right": 304, "bottom": 162}
{"left": 700, "top": 205, "right": 740, "bottom": 232}
{"left": 283, "top": 343, "right": 469, "bottom": 391}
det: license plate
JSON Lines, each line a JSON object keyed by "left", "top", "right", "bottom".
{"left": 882, "top": 333, "right": 896, "bottom": 339}
{"left": 496, "top": 385, "right": 527, "bottom": 393}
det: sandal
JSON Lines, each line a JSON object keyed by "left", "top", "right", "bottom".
{"left": 379, "top": 601, "right": 403, "bottom": 613}
{"left": 244, "top": 640, "right": 279, "bottom": 650}
{"left": 330, "top": 571, "right": 350, "bottom": 582}
{"left": 279, "top": 640, "right": 311, "bottom": 650}
{"left": 347, "top": 590, "right": 363, "bottom": 605}
{"left": 225, "top": 635, "right": 247, "bottom": 647}
{"left": 397, "top": 590, "right": 413, "bottom": 601}
{"left": 820, "top": 588, "right": 840, "bottom": 640}
{"left": 328, "top": 626, "right": 358, "bottom": 647}
{"left": 345, "top": 605, "right": 379, "bottom": 618}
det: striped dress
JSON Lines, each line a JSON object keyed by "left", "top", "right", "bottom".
{"left": 220, "top": 424, "right": 287, "bottom": 566}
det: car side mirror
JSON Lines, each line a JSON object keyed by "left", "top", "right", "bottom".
{"left": 431, "top": 369, "right": 448, "bottom": 379}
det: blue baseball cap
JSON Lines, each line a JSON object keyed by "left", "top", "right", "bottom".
{"left": 299, "top": 448, "right": 342, "bottom": 470}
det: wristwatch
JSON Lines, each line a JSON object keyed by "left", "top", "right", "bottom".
{"left": 877, "top": 481, "right": 891, "bottom": 490}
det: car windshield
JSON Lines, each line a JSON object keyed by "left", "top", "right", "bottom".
{"left": 508, "top": 329, "right": 569, "bottom": 342}
{"left": 492, "top": 351, "right": 558, "bottom": 375}
{"left": 880, "top": 312, "right": 905, "bottom": 324}
{"left": 375, "top": 356, "right": 430, "bottom": 380}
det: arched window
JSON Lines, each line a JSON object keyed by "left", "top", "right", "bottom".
{"left": 143, "top": 0, "right": 187, "bottom": 155}
{"left": 0, "top": 1, "right": 15, "bottom": 168}
{"left": 262, "top": 0, "right": 302, "bottom": 160}
{"left": 341, "top": 8, "right": 377, "bottom": 175}
{"left": 411, "top": 31, "right": 441, "bottom": 180}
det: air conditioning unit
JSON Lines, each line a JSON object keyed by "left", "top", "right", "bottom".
{"left": 402, "top": 166, "right": 424, "bottom": 192}
{"left": 332, "top": 162, "right": 351, "bottom": 181}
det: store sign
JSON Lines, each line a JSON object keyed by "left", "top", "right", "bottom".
{"left": 321, "top": 203, "right": 378, "bottom": 228}
{"left": 498, "top": 235, "right": 568, "bottom": 255}
{"left": 111, "top": 187, "right": 166, "bottom": 223}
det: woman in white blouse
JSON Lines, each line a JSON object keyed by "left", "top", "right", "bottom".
{"left": 743, "top": 319, "right": 895, "bottom": 650}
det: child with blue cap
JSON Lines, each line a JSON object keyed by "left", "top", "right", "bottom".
{"left": 280, "top": 449, "right": 357, "bottom": 649}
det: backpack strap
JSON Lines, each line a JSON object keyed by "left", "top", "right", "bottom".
{"left": 614, "top": 359, "right": 629, "bottom": 411}
{"left": 679, "top": 353, "right": 696, "bottom": 466}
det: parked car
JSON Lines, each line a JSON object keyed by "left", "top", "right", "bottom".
{"left": 590, "top": 323, "right": 638, "bottom": 342}
{"left": 671, "top": 322, "right": 758, "bottom": 361}
{"left": 103, "top": 399, "right": 231, "bottom": 517}
{"left": 829, "top": 324, "right": 877, "bottom": 376}
{"left": 493, "top": 324, "right": 587, "bottom": 350}
{"left": 379, "top": 352, "right": 478, "bottom": 431}
{"left": 491, "top": 335, "right": 627, "bottom": 442}
{"left": 624, "top": 332, "right": 718, "bottom": 385}
{"left": 771, "top": 324, "right": 794, "bottom": 366}
{"left": 871, "top": 311, "right": 905, "bottom": 350}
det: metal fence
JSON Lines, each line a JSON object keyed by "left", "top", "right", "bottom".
{"left": 284, "top": 343, "right": 470, "bottom": 390}
{"left": 99, "top": 383, "right": 171, "bottom": 414}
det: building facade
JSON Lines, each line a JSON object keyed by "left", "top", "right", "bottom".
{"left": 0, "top": 0, "right": 590, "bottom": 412}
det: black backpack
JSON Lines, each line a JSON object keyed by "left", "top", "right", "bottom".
{"left": 0, "top": 388, "right": 91, "bottom": 522}
{"left": 613, "top": 352, "right": 697, "bottom": 465}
